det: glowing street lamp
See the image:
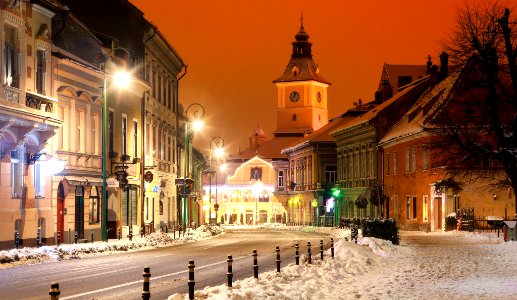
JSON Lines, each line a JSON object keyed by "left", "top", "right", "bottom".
{"left": 209, "top": 136, "right": 224, "bottom": 224}
{"left": 181, "top": 103, "right": 204, "bottom": 228}
{"left": 102, "top": 68, "right": 131, "bottom": 241}
{"left": 215, "top": 162, "right": 227, "bottom": 224}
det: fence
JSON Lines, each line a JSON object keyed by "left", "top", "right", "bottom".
{"left": 45, "top": 238, "right": 336, "bottom": 299}
{"left": 456, "top": 208, "right": 507, "bottom": 235}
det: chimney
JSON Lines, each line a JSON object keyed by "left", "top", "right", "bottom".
{"left": 439, "top": 51, "right": 449, "bottom": 81}
{"left": 430, "top": 65, "right": 439, "bottom": 88}
{"left": 426, "top": 54, "right": 432, "bottom": 74}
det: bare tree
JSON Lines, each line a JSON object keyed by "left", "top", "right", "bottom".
{"left": 432, "top": 0, "right": 517, "bottom": 216}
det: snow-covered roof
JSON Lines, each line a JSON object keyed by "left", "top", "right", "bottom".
{"left": 379, "top": 71, "right": 461, "bottom": 146}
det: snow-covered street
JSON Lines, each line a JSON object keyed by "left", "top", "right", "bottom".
{"left": 1, "top": 226, "right": 516, "bottom": 299}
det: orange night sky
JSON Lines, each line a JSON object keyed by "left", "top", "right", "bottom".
{"left": 128, "top": 0, "right": 511, "bottom": 154}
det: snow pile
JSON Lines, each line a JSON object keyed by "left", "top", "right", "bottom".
{"left": 167, "top": 235, "right": 395, "bottom": 300}
{"left": 190, "top": 224, "right": 225, "bottom": 239}
{"left": 0, "top": 225, "right": 224, "bottom": 267}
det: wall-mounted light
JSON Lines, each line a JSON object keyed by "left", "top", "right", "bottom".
{"left": 493, "top": 194, "right": 497, "bottom": 200}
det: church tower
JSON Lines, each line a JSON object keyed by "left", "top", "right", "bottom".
{"left": 273, "top": 16, "right": 330, "bottom": 137}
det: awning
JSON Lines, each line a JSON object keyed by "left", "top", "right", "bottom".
{"left": 64, "top": 176, "right": 103, "bottom": 186}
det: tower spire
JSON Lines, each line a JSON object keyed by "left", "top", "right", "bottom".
{"left": 300, "top": 11, "right": 304, "bottom": 28}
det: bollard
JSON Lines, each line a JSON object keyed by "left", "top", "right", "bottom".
{"left": 165, "top": 225, "right": 168, "bottom": 233}
{"left": 74, "top": 231, "right": 78, "bottom": 244}
{"left": 227, "top": 255, "right": 233, "bottom": 287}
{"left": 320, "top": 240, "right": 324, "bottom": 260}
{"left": 68, "top": 228, "right": 71, "bottom": 244}
{"left": 15, "top": 231, "right": 19, "bottom": 250}
{"left": 129, "top": 227, "right": 133, "bottom": 241}
{"left": 351, "top": 225, "right": 358, "bottom": 244}
{"left": 173, "top": 226, "right": 176, "bottom": 240}
{"left": 252, "top": 249, "right": 259, "bottom": 278}
{"left": 37, "top": 228, "right": 41, "bottom": 247}
{"left": 331, "top": 238, "right": 335, "bottom": 259}
{"left": 142, "top": 266, "right": 151, "bottom": 300}
{"left": 307, "top": 241, "right": 312, "bottom": 264}
{"left": 295, "top": 243, "right": 299, "bottom": 265}
{"left": 49, "top": 282, "right": 60, "bottom": 300}
{"left": 276, "top": 246, "right": 281, "bottom": 272}
{"left": 188, "top": 260, "right": 195, "bottom": 300}
{"left": 91, "top": 230, "right": 94, "bottom": 243}
{"left": 57, "top": 231, "right": 61, "bottom": 247}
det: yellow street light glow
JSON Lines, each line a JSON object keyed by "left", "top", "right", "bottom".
{"left": 114, "top": 70, "right": 131, "bottom": 89}
{"left": 219, "top": 163, "right": 228, "bottom": 172}
{"left": 215, "top": 147, "right": 224, "bottom": 157}
{"left": 192, "top": 119, "right": 204, "bottom": 131}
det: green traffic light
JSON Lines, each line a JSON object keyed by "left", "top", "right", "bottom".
{"left": 332, "top": 189, "right": 341, "bottom": 197}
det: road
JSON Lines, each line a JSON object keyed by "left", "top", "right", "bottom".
{"left": 1, "top": 228, "right": 329, "bottom": 299}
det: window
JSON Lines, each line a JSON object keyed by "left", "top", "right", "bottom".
{"left": 159, "top": 200, "right": 164, "bottom": 215}
{"left": 325, "top": 165, "right": 337, "bottom": 184}
{"left": 58, "top": 106, "right": 65, "bottom": 150}
{"left": 4, "top": 24, "right": 19, "bottom": 88}
{"left": 422, "top": 145, "right": 428, "bottom": 170}
{"left": 384, "top": 154, "right": 390, "bottom": 175}
{"left": 405, "top": 149, "right": 410, "bottom": 173}
{"left": 89, "top": 187, "right": 99, "bottom": 224}
{"left": 454, "top": 195, "right": 460, "bottom": 212}
{"left": 278, "top": 170, "right": 284, "bottom": 188}
{"left": 412, "top": 196, "right": 417, "bottom": 219}
{"left": 406, "top": 196, "right": 410, "bottom": 219}
{"left": 92, "top": 114, "right": 99, "bottom": 155}
{"left": 168, "top": 135, "right": 172, "bottom": 162}
{"left": 146, "top": 122, "right": 151, "bottom": 154}
{"left": 412, "top": 146, "right": 417, "bottom": 172}
{"left": 393, "top": 152, "right": 398, "bottom": 175}
{"left": 36, "top": 49, "right": 46, "bottom": 94}
{"left": 109, "top": 111, "right": 114, "bottom": 154}
{"left": 423, "top": 195, "right": 429, "bottom": 222}
{"left": 369, "top": 150, "right": 374, "bottom": 178}
{"left": 34, "top": 159, "right": 45, "bottom": 197}
{"left": 77, "top": 110, "right": 84, "bottom": 152}
{"left": 361, "top": 152, "right": 366, "bottom": 178}
{"left": 10, "top": 149, "right": 23, "bottom": 197}
{"left": 292, "top": 114, "right": 297, "bottom": 121}
{"left": 122, "top": 115, "right": 127, "bottom": 155}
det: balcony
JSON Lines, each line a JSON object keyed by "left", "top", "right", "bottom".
{"left": 25, "top": 92, "right": 56, "bottom": 113}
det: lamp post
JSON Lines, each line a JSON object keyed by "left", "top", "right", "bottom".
{"left": 102, "top": 68, "right": 130, "bottom": 242}
{"left": 209, "top": 137, "right": 224, "bottom": 224}
{"left": 216, "top": 163, "right": 227, "bottom": 224}
{"left": 181, "top": 103, "right": 204, "bottom": 229}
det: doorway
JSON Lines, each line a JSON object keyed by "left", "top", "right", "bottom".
{"left": 75, "top": 186, "right": 84, "bottom": 239}
{"left": 57, "top": 182, "right": 65, "bottom": 238}
{"left": 435, "top": 196, "right": 442, "bottom": 230}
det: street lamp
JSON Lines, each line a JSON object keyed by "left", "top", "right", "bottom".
{"left": 209, "top": 137, "right": 224, "bottom": 224}
{"left": 102, "top": 67, "right": 131, "bottom": 242}
{"left": 181, "top": 103, "right": 204, "bottom": 229}
{"left": 216, "top": 163, "right": 227, "bottom": 224}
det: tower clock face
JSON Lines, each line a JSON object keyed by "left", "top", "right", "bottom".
{"left": 289, "top": 91, "right": 300, "bottom": 102}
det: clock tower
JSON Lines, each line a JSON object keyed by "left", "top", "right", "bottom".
{"left": 273, "top": 17, "right": 330, "bottom": 137}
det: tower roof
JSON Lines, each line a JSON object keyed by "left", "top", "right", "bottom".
{"left": 273, "top": 18, "right": 330, "bottom": 85}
